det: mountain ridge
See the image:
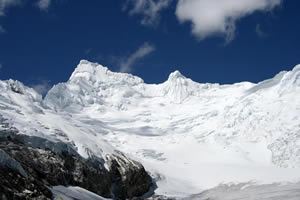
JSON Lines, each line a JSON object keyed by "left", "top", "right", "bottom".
{"left": 1, "top": 60, "right": 300, "bottom": 197}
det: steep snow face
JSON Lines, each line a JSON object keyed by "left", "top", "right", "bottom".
{"left": 2, "top": 60, "right": 300, "bottom": 197}
{"left": 0, "top": 79, "right": 45, "bottom": 118}
{"left": 0, "top": 78, "right": 116, "bottom": 160}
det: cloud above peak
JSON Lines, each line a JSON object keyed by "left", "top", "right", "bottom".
{"left": 30, "top": 79, "right": 52, "bottom": 96}
{"left": 120, "top": 42, "right": 155, "bottom": 73}
{"left": 256, "top": 24, "right": 268, "bottom": 38}
{"left": 175, "top": 0, "right": 282, "bottom": 42}
{"left": 36, "top": 0, "right": 51, "bottom": 11}
{"left": 0, "top": 0, "right": 51, "bottom": 14}
{"left": 0, "top": 25, "right": 5, "bottom": 33}
{"left": 0, "top": 0, "right": 22, "bottom": 16}
{"left": 124, "top": 0, "right": 173, "bottom": 26}
{"left": 0, "top": 0, "right": 53, "bottom": 32}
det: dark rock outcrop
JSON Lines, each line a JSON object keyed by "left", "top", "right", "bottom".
{"left": 0, "top": 132, "right": 152, "bottom": 200}
{"left": 109, "top": 153, "right": 153, "bottom": 199}
{"left": 0, "top": 166, "right": 52, "bottom": 200}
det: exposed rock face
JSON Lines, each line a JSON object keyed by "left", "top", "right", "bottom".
{"left": 0, "top": 166, "right": 52, "bottom": 200}
{"left": 109, "top": 153, "right": 153, "bottom": 199}
{"left": 0, "top": 132, "right": 152, "bottom": 200}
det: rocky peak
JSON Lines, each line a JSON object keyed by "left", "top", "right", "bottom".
{"left": 69, "top": 60, "right": 143, "bottom": 86}
{"left": 167, "top": 70, "right": 186, "bottom": 81}
{"left": 8, "top": 79, "right": 25, "bottom": 94}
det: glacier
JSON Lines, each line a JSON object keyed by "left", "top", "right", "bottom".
{"left": 1, "top": 60, "right": 300, "bottom": 198}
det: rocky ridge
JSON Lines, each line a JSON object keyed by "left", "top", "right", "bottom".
{"left": 0, "top": 127, "right": 152, "bottom": 199}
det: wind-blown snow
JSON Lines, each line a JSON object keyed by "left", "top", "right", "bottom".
{"left": 186, "top": 182, "right": 300, "bottom": 200}
{"left": 1, "top": 60, "right": 300, "bottom": 197}
{"left": 51, "top": 186, "right": 108, "bottom": 200}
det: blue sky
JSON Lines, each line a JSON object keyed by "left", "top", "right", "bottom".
{"left": 0, "top": 0, "right": 299, "bottom": 94}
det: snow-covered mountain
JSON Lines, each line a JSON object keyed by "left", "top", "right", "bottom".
{"left": 1, "top": 60, "right": 300, "bottom": 198}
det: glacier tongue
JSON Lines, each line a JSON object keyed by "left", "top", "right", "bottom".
{"left": 2, "top": 60, "right": 300, "bottom": 197}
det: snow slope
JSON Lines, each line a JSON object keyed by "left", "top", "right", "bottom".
{"left": 186, "top": 182, "right": 300, "bottom": 200}
{"left": 1, "top": 60, "right": 300, "bottom": 197}
{"left": 52, "top": 186, "right": 108, "bottom": 200}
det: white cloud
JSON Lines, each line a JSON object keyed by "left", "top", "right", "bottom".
{"left": 124, "top": 0, "right": 173, "bottom": 26}
{"left": 0, "top": 0, "right": 22, "bottom": 16}
{"left": 84, "top": 48, "right": 92, "bottom": 55}
{"left": 120, "top": 42, "right": 155, "bottom": 73}
{"left": 30, "top": 80, "right": 52, "bottom": 96}
{"left": 255, "top": 24, "right": 267, "bottom": 38}
{"left": 0, "top": 0, "right": 52, "bottom": 31}
{"left": 176, "top": 0, "right": 282, "bottom": 42}
{"left": 36, "top": 0, "right": 51, "bottom": 11}
{"left": 0, "top": 25, "right": 5, "bottom": 33}
{"left": 0, "top": 0, "right": 51, "bottom": 14}
{"left": 0, "top": 0, "right": 22, "bottom": 32}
